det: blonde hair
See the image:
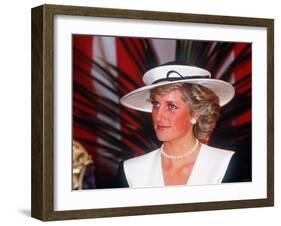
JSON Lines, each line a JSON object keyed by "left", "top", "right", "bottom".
{"left": 149, "top": 83, "right": 220, "bottom": 142}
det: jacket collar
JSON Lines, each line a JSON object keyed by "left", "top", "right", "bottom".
{"left": 124, "top": 144, "right": 234, "bottom": 187}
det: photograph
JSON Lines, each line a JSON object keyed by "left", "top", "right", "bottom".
{"left": 72, "top": 35, "right": 252, "bottom": 190}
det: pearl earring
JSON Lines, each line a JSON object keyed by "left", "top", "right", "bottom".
{"left": 190, "top": 118, "right": 197, "bottom": 125}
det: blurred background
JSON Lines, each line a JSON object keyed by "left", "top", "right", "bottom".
{"left": 72, "top": 35, "right": 252, "bottom": 189}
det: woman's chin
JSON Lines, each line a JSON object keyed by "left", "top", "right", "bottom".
{"left": 155, "top": 134, "right": 173, "bottom": 142}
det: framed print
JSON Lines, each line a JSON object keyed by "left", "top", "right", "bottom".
{"left": 31, "top": 4, "right": 274, "bottom": 221}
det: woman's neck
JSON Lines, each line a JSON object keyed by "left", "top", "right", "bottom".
{"left": 163, "top": 134, "right": 198, "bottom": 156}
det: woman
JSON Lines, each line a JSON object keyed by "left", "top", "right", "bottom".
{"left": 118, "top": 63, "right": 235, "bottom": 188}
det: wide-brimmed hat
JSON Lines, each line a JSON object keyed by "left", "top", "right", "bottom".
{"left": 120, "top": 64, "right": 235, "bottom": 112}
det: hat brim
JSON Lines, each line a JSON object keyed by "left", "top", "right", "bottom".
{"left": 120, "top": 79, "right": 235, "bottom": 112}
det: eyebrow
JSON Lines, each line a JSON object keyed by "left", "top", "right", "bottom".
{"left": 151, "top": 99, "right": 180, "bottom": 105}
{"left": 165, "top": 100, "right": 176, "bottom": 104}
{"left": 148, "top": 96, "right": 183, "bottom": 105}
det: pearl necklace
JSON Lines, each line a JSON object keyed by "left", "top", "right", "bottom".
{"left": 161, "top": 139, "right": 199, "bottom": 160}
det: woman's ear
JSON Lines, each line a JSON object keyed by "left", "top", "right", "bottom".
{"left": 193, "top": 113, "right": 200, "bottom": 120}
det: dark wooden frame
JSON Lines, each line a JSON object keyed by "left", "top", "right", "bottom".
{"left": 31, "top": 4, "right": 274, "bottom": 221}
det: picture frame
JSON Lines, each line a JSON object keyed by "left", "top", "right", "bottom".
{"left": 31, "top": 4, "right": 274, "bottom": 221}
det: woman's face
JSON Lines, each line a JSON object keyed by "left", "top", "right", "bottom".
{"left": 151, "top": 89, "right": 194, "bottom": 142}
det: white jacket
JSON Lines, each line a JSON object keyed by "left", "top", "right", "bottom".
{"left": 123, "top": 143, "right": 234, "bottom": 188}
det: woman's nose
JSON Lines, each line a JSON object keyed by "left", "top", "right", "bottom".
{"left": 155, "top": 106, "right": 167, "bottom": 121}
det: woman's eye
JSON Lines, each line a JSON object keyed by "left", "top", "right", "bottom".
{"left": 168, "top": 103, "right": 178, "bottom": 111}
{"left": 151, "top": 101, "right": 160, "bottom": 108}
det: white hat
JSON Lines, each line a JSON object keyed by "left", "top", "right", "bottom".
{"left": 120, "top": 64, "right": 235, "bottom": 112}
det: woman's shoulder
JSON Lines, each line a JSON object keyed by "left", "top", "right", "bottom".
{"left": 194, "top": 144, "right": 235, "bottom": 184}
{"left": 122, "top": 148, "right": 162, "bottom": 187}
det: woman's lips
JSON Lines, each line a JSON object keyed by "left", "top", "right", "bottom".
{"left": 156, "top": 125, "right": 170, "bottom": 130}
